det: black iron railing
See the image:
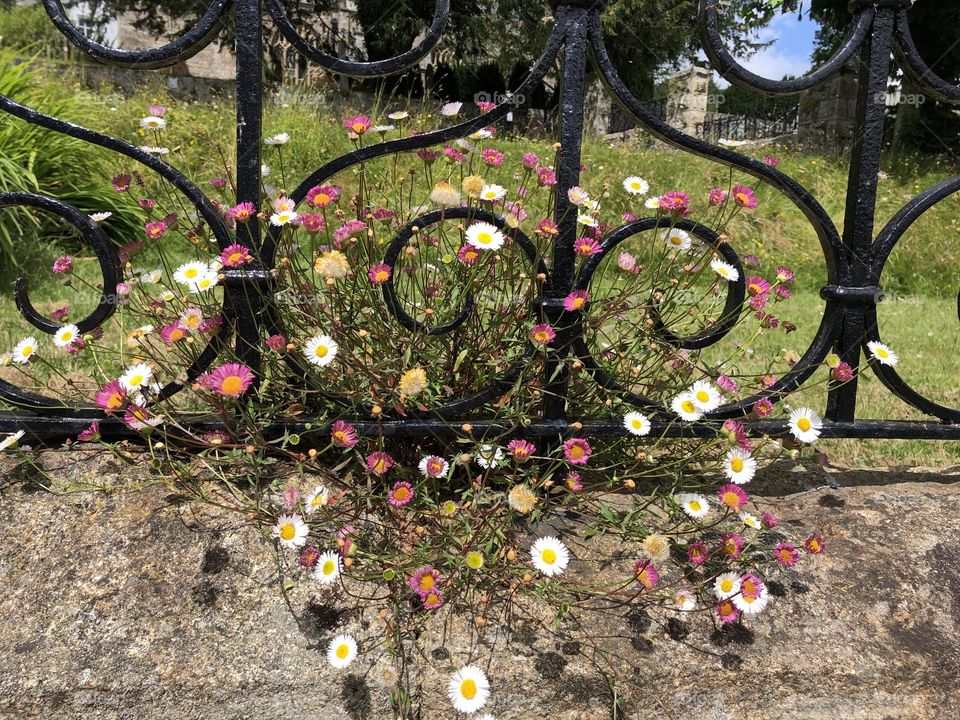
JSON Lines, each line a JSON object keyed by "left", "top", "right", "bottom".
{"left": 2, "top": 0, "right": 960, "bottom": 442}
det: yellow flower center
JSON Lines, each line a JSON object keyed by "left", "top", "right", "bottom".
{"left": 722, "top": 491, "right": 739, "bottom": 507}
{"left": 721, "top": 578, "right": 733, "bottom": 592}
{"left": 542, "top": 549, "right": 557, "bottom": 564}
{"left": 681, "top": 400, "right": 696, "bottom": 414}
{"left": 315, "top": 345, "right": 329, "bottom": 358}
{"left": 534, "top": 331, "right": 550, "bottom": 343}
{"left": 351, "top": 122, "right": 366, "bottom": 133}
{"left": 736, "top": 192, "right": 750, "bottom": 204}
{"left": 696, "top": 390, "right": 710, "bottom": 403}
{"left": 797, "top": 417, "right": 812, "bottom": 432}
{"left": 778, "top": 549, "right": 792, "bottom": 562}
{"left": 315, "top": 193, "right": 330, "bottom": 205}
{"left": 689, "top": 500, "right": 701, "bottom": 512}
{"left": 670, "top": 235, "right": 683, "bottom": 245}
{"left": 743, "top": 579, "right": 757, "bottom": 595}
{"left": 876, "top": 347, "right": 889, "bottom": 358}
{"left": 333, "top": 431, "right": 348, "bottom": 444}
{"left": 279, "top": 523, "right": 296, "bottom": 541}
{"left": 476, "top": 232, "right": 493, "bottom": 245}
{"left": 107, "top": 393, "right": 123, "bottom": 409}
{"left": 220, "top": 375, "right": 244, "bottom": 395}
{"left": 809, "top": 539, "right": 820, "bottom": 552}
{"left": 461, "top": 679, "right": 477, "bottom": 699}
{"left": 322, "top": 560, "right": 336, "bottom": 575}
{"left": 393, "top": 486, "right": 410, "bottom": 502}
{"left": 730, "top": 457, "right": 744, "bottom": 473}
{"left": 374, "top": 459, "right": 387, "bottom": 473}
{"left": 375, "top": 271, "right": 389, "bottom": 282}
{"left": 129, "top": 374, "right": 143, "bottom": 386}
{"left": 419, "top": 574, "right": 435, "bottom": 591}
{"left": 21, "top": 345, "right": 33, "bottom": 356}
{"left": 228, "top": 252, "right": 246, "bottom": 265}
{"left": 748, "top": 283, "right": 762, "bottom": 294}
{"left": 336, "top": 644, "right": 350, "bottom": 659}
{"left": 185, "top": 268, "right": 199, "bottom": 279}
{"left": 568, "top": 445, "right": 584, "bottom": 459}
{"left": 170, "top": 329, "right": 184, "bottom": 341}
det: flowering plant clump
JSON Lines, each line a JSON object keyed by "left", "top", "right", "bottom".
{"left": 0, "top": 101, "right": 870, "bottom": 716}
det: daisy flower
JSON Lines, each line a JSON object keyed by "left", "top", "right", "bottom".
{"left": 716, "top": 599, "right": 740, "bottom": 624}
{"left": 710, "top": 257, "right": 739, "bottom": 282}
{"left": 314, "top": 550, "right": 342, "bottom": 584}
{"left": 479, "top": 184, "right": 507, "bottom": 202}
{"left": 563, "top": 290, "right": 589, "bottom": 311}
{"left": 531, "top": 536, "right": 569, "bottom": 577}
{"left": 739, "top": 511, "right": 763, "bottom": 529}
{"left": 475, "top": 444, "right": 504, "bottom": 468}
{"left": 466, "top": 221, "right": 505, "bottom": 251}
{"left": 634, "top": 560, "right": 660, "bottom": 590}
{"left": 304, "top": 334, "right": 338, "bottom": 367}
{"left": 732, "top": 184, "right": 758, "bottom": 209}
{"left": 507, "top": 439, "right": 536, "bottom": 461}
{"left": 805, "top": 533, "right": 826, "bottom": 554}
{"left": 720, "top": 533, "right": 745, "bottom": 559}
{"left": 624, "top": 411, "right": 651, "bottom": 436}
{"left": 203, "top": 363, "right": 254, "bottom": 398}
{"left": 367, "top": 263, "right": 391, "bottom": 285}
{"left": 366, "top": 451, "right": 394, "bottom": 475}
{"left": 173, "top": 261, "right": 209, "bottom": 286}
{"left": 187, "top": 271, "right": 219, "bottom": 294}
{"left": 419, "top": 455, "right": 449, "bottom": 478}
{"left": 644, "top": 196, "right": 660, "bottom": 209}
{"left": 272, "top": 513, "right": 309, "bottom": 549}
{"left": 563, "top": 437, "right": 591, "bottom": 465}
{"left": 530, "top": 323, "right": 556, "bottom": 346}
{"left": 53, "top": 324, "right": 79, "bottom": 349}
{"left": 641, "top": 533, "right": 670, "bottom": 562}
{"left": 270, "top": 209, "right": 298, "bottom": 226}
{"left": 440, "top": 102, "right": 463, "bottom": 116}
{"left": 448, "top": 666, "right": 490, "bottom": 714}
{"left": 89, "top": 211, "right": 113, "bottom": 224}
{"left": 576, "top": 213, "right": 599, "bottom": 228}
{"left": 139, "top": 115, "right": 165, "bottom": 130}
{"left": 220, "top": 243, "right": 252, "bottom": 268}
{"left": 671, "top": 392, "right": 702, "bottom": 421}
{"left": 774, "top": 542, "right": 800, "bottom": 567}
{"left": 676, "top": 492, "right": 710, "bottom": 519}
{"left": 409, "top": 566, "right": 440, "bottom": 596}
{"left": 723, "top": 447, "right": 756, "bottom": 484}
{"left": 789, "top": 406, "right": 823, "bottom": 443}
{"left": 675, "top": 588, "right": 697, "bottom": 612}
{"left": 388, "top": 110, "right": 409, "bottom": 121}
{"left": 690, "top": 380, "right": 721, "bottom": 412}
{"left": 623, "top": 176, "right": 649, "bottom": 195}
{"left": 422, "top": 588, "right": 444, "bottom": 610}
{"left": 688, "top": 540, "right": 709, "bottom": 566}
{"left": 119, "top": 362, "right": 153, "bottom": 391}
{"left": 95, "top": 380, "right": 126, "bottom": 411}
{"left": 330, "top": 420, "right": 358, "bottom": 448}
{"left": 714, "top": 572, "right": 741, "bottom": 599}
{"left": 867, "top": 340, "right": 898, "bottom": 366}
{"left": 508, "top": 484, "right": 538, "bottom": 514}
{"left": 0, "top": 430, "right": 24, "bottom": 451}
{"left": 388, "top": 481, "right": 414, "bottom": 507}
{"left": 265, "top": 132, "right": 290, "bottom": 145}
{"left": 567, "top": 186, "right": 591, "bottom": 205}
{"left": 305, "top": 484, "right": 330, "bottom": 513}
{"left": 11, "top": 337, "right": 37, "bottom": 364}
{"left": 327, "top": 634, "right": 357, "bottom": 669}
{"left": 717, "top": 483, "right": 749, "bottom": 512}
{"left": 344, "top": 115, "right": 371, "bottom": 134}
{"left": 398, "top": 367, "right": 428, "bottom": 396}
{"left": 733, "top": 573, "right": 769, "bottom": 614}
{"left": 659, "top": 190, "right": 690, "bottom": 213}
{"left": 574, "top": 236, "right": 602, "bottom": 255}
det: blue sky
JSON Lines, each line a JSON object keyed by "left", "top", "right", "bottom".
{"left": 708, "top": 11, "right": 819, "bottom": 86}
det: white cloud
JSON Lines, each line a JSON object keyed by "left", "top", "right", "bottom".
{"left": 708, "top": 13, "right": 813, "bottom": 88}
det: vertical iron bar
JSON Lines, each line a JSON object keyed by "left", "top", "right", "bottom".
{"left": 231, "top": 0, "right": 265, "bottom": 373}
{"left": 826, "top": 7, "right": 894, "bottom": 423}
{"left": 543, "top": 6, "right": 590, "bottom": 423}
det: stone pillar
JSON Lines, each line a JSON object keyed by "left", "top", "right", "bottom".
{"left": 798, "top": 62, "right": 859, "bottom": 150}
{"left": 665, "top": 66, "right": 710, "bottom": 136}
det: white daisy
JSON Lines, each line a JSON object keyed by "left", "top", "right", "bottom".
{"left": 418, "top": 455, "right": 450, "bottom": 477}
{"left": 644, "top": 196, "right": 660, "bottom": 209}
{"left": 89, "top": 211, "right": 112, "bottom": 223}
{"left": 139, "top": 145, "right": 169, "bottom": 154}
{"left": 187, "top": 271, "right": 219, "bottom": 294}
{"left": 371, "top": 124, "right": 395, "bottom": 134}
{"left": 671, "top": 392, "right": 702, "bottom": 421}
{"left": 623, "top": 176, "right": 649, "bottom": 195}
{"left": 723, "top": 447, "right": 756, "bottom": 484}
{"left": 0, "top": 430, "right": 25, "bottom": 451}
{"left": 159, "top": 290, "right": 176, "bottom": 302}
{"left": 714, "top": 572, "right": 741, "bottom": 599}
{"left": 661, "top": 228, "right": 692, "bottom": 252}
{"left": 304, "top": 484, "right": 329, "bottom": 514}
{"left": 440, "top": 102, "right": 463, "bottom": 116}
{"left": 531, "top": 536, "right": 569, "bottom": 577}
{"left": 327, "top": 634, "right": 357, "bottom": 669}
{"left": 623, "top": 411, "right": 651, "bottom": 436}
{"left": 314, "top": 550, "right": 342, "bottom": 585}
{"left": 304, "top": 334, "right": 338, "bottom": 367}
{"left": 272, "top": 513, "right": 309, "bottom": 549}
{"left": 576, "top": 213, "right": 598, "bottom": 228}
{"left": 675, "top": 587, "right": 697, "bottom": 612}
{"left": 475, "top": 444, "right": 504, "bottom": 468}
{"left": 447, "top": 666, "right": 490, "bottom": 714}
{"left": 139, "top": 115, "right": 166, "bottom": 130}
{"left": 739, "top": 511, "right": 762, "bottom": 529}
{"left": 733, "top": 584, "right": 770, "bottom": 614}
{"left": 141, "top": 269, "right": 162, "bottom": 284}
{"left": 469, "top": 129, "right": 493, "bottom": 140}
{"left": 788, "top": 406, "right": 823, "bottom": 444}
{"left": 567, "top": 187, "right": 592, "bottom": 206}
{"left": 387, "top": 111, "right": 409, "bottom": 121}
{"left": 53, "top": 324, "right": 79, "bottom": 349}
{"left": 270, "top": 209, "right": 299, "bottom": 226}
{"left": 265, "top": 132, "right": 290, "bottom": 145}
{"left": 173, "top": 261, "right": 209, "bottom": 286}
{"left": 479, "top": 184, "right": 506, "bottom": 202}
{"left": 119, "top": 362, "right": 153, "bottom": 391}
{"left": 675, "top": 492, "right": 710, "bottom": 520}
{"left": 260, "top": 164, "right": 271, "bottom": 176}
{"left": 465, "top": 221, "right": 505, "bottom": 251}
{"left": 710, "top": 257, "right": 739, "bottom": 282}
{"left": 867, "top": 340, "right": 898, "bottom": 366}
{"left": 11, "top": 337, "right": 38, "bottom": 364}
{"left": 690, "top": 380, "right": 721, "bottom": 412}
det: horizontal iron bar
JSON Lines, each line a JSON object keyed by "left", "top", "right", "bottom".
{"left": 3, "top": 413, "right": 960, "bottom": 444}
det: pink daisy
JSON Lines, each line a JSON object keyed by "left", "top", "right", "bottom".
{"left": 299, "top": 213, "right": 326, "bottom": 233}
{"left": 774, "top": 542, "right": 799, "bottom": 567}
{"left": 530, "top": 323, "right": 556, "bottom": 346}
{"left": 457, "top": 245, "right": 480, "bottom": 265}
{"left": 476, "top": 101, "right": 497, "bottom": 112}
{"left": 333, "top": 219, "right": 366, "bottom": 246}
{"left": 123, "top": 404, "right": 159, "bottom": 431}
{"left": 563, "top": 437, "right": 592, "bottom": 466}
{"left": 752, "top": 398, "right": 774, "bottom": 417}
{"left": 298, "top": 546, "right": 320, "bottom": 568}
{"left": 537, "top": 166, "right": 557, "bottom": 187}
{"left": 481, "top": 148, "right": 505, "bottom": 167}
{"left": 563, "top": 290, "right": 589, "bottom": 311}
{"left": 366, "top": 450, "right": 394, "bottom": 475}
{"left": 443, "top": 146, "right": 465, "bottom": 163}
{"left": 210, "top": 177, "right": 227, "bottom": 189}
{"left": 634, "top": 560, "right": 660, "bottom": 590}
{"left": 409, "top": 565, "right": 440, "bottom": 597}
{"left": 717, "top": 375, "right": 739, "bottom": 393}
{"left": 266, "top": 334, "right": 287, "bottom": 351}
{"left": 535, "top": 218, "right": 559, "bottom": 237}
{"left": 717, "top": 483, "right": 749, "bottom": 512}
{"left": 804, "top": 533, "right": 826, "bottom": 555}
{"left": 708, "top": 188, "right": 728, "bottom": 206}
{"left": 422, "top": 588, "right": 444, "bottom": 610}
{"left": 732, "top": 184, "right": 758, "bottom": 209}
{"left": 832, "top": 362, "right": 854, "bottom": 382}
{"left": 760, "top": 373, "right": 777, "bottom": 389}
{"left": 220, "top": 243, "right": 252, "bottom": 268}
{"left": 52, "top": 256, "right": 73, "bottom": 274}
{"left": 306, "top": 184, "right": 340, "bottom": 208}
{"left": 659, "top": 191, "right": 691, "bottom": 215}
{"left": 51, "top": 306, "right": 70, "bottom": 322}
{"left": 761, "top": 511, "right": 779, "bottom": 528}
{"left": 716, "top": 599, "right": 740, "bottom": 624}
{"left": 564, "top": 471, "right": 583, "bottom": 492}
{"left": 775, "top": 266, "right": 796, "bottom": 284}
{"left": 144, "top": 220, "right": 167, "bottom": 239}
{"left": 722, "top": 419, "right": 751, "bottom": 451}
{"left": 740, "top": 572, "right": 765, "bottom": 599}
{"left": 388, "top": 481, "right": 414, "bottom": 508}
{"left": 137, "top": 198, "right": 156, "bottom": 210}
{"left": 344, "top": 115, "right": 371, "bottom": 135}
{"left": 367, "top": 263, "right": 392, "bottom": 285}
{"left": 416, "top": 149, "right": 441, "bottom": 164}
{"left": 688, "top": 540, "right": 709, "bottom": 567}
{"left": 618, "top": 251, "right": 638, "bottom": 272}
{"left": 112, "top": 174, "right": 131, "bottom": 192}
{"left": 160, "top": 323, "right": 187, "bottom": 343}
{"left": 330, "top": 420, "right": 359, "bottom": 448}
{"left": 522, "top": 152, "right": 540, "bottom": 169}
{"left": 574, "top": 237, "right": 602, "bottom": 256}
{"left": 763, "top": 155, "right": 780, "bottom": 168}
{"left": 719, "top": 533, "right": 745, "bottom": 559}
{"left": 203, "top": 363, "right": 255, "bottom": 398}
{"left": 228, "top": 202, "right": 256, "bottom": 221}
{"left": 95, "top": 380, "right": 127, "bottom": 411}
{"left": 77, "top": 421, "right": 100, "bottom": 442}
{"left": 507, "top": 439, "right": 536, "bottom": 461}
{"left": 420, "top": 455, "right": 448, "bottom": 478}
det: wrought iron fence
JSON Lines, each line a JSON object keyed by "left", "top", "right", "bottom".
{"left": 1, "top": 0, "right": 959, "bottom": 443}
{"left": 697, "top": 108, "right": 799, "bottom": 143}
